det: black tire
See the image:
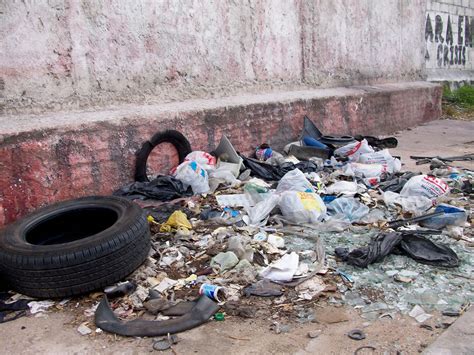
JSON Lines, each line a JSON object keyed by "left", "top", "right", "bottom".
{"left": 135, "top": 130, "right": 192, "bottom": 182}
{"left": 0, "top": 196, "right": 151, "bottom": 299}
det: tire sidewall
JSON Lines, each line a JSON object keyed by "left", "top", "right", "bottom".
{"left": 0, "top": 196, "right": 143, "bottom": 256}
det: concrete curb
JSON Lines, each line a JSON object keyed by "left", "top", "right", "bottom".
{"left": 423, "top": 307, "right": 474, "bottom": 355}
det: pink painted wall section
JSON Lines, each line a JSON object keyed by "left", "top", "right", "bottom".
{"left": 1, "top": 0, "right": 428, "bottom": 115}
{"left": 0, "top": 83, "right": 442, "bottom": 227}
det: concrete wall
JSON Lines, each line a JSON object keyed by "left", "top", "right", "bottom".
{"left": 425, "top": 0, "right": 474, "bottom": 87}
{"left": 1, "top": 0, "right": 427, "bottom": 115}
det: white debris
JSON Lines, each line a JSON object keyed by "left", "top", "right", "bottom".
{"left": 28, "top": 300, "right": 55, "bottom": 314}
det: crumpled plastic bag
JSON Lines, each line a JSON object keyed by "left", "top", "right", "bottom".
{"left": 279, "top": 191, "right": 326, "bottom": 224}
{"left": 160, "top": 211, "right": 192, "bottom": 232}
{"left": 240, "top": 154, "right": 318, "bottom": 181}
{"left": 400, "top": 175, "right": 449, "bottom": 201}
{"left": 325, "top": 181, "right": 364, "bottom": 196}
{"left": 208, "top": 168, "right": 240, "bottom": 192}
{"left": 327, "top": 197, "right": 370, "bottom": 222}
{"left": 334, "top": 139, "right": 374, "bottom": 161}
{"left": 358, "top": 149, "right": 402, "bottom": 173}
{"left": 174, "top": 161, "right": 210, "bottom": 194}
{"left": 276, "top": 169, "right": 315, "bottom": 193}
{"left": 184, "top": 151, "right": 216, "bottom": 170}
{"left": 383, "top": 191, "right": 432, "bottom": 215}
{"left": 246, "top": 193, "right": 281, "bottom": 226}
{"left": 114, "top": 175, "right": 191, "bottom": 201}
{"left": 343, "top": 162, "right": 387, "bottom": 178}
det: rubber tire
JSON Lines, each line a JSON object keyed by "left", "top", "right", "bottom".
{"left": 0, "top": 196, "right": 151, "bottom": 299}
{"left": 135, "top": 130, "right": 192, "bottom": 182}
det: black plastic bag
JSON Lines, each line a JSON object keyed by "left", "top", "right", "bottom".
{"left": 378, "top": 172, "right": 417, "bottom": 193}
{"left": 400, "top": 233, "right": 459, "bottom": 268}
{"left": 335, "top": 232, "right": 459, "bottom": 268}
{"left": 114, "top": 175, "right": 192, "bottom": 201}
{"left": 335, "top": 232, "right": 402, "bottom": 268}
{"left": 240, "top": 154, "right": 319, "bottom": 181}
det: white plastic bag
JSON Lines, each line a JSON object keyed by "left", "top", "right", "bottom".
{"left": 247, "top": 193, "right": 281, "bottom": 226}
{"left": 343, "top": 162, "right": 387, "bottom": 178}
{"left": 184, "top": 151, "right": 217, "bottom": 171}
{"left": 358, "top": 149, "right": 401, "bottom": 173}
{"left": 327, "top": 197, "right": 370, "bottom": 222}
{"left": 383, "top": 191, "right": 432, "bottom": 215}
{"left": 279, "top": 191, "right": 326, "bottom": 224}
{"left": 276, "top": 169, "right": 315, "bottom": 193}
{"left": 334, "top": 139, "right": 374, "bottom": 161}
{"left": 174, "top": 161, "right": 210, "bottom": 194}
{"left": 208, "top": 168, "right": 239, "bottom": 187}
{"left": 325, "top": 181, "right": 363, "bottom": 196}
{"left": 400, "top": 175, "right": 449, "bottom": 201}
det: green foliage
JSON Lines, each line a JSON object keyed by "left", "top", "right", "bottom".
{"left": 443, "top": 85, "right": 474, "bottom": 108}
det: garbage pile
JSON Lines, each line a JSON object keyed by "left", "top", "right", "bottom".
{"left": 1, "top": 116, "right": 472, "bottom": 340}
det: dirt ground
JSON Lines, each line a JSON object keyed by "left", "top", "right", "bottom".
{"left": 1, "top": 302, "right": 445, "bottom": 355}
{"left": 1, "top": 119, "right": 473, "bottom": 355}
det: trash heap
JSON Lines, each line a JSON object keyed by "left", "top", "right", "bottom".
{"left": 108, "top": 116, "right": 474, "bottom": 329}
{"left": 2, "top": 117, "right": 472, "bottom": 338}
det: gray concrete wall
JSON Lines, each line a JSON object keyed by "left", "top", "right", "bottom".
{"left": 1, "top": 0, "right": 427, "bottom": 115}
{"left": 425, "top": 0, "right": 474, "bottom": 87}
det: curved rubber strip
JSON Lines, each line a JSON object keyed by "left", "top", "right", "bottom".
{"left": 95, "top": 296, "right": 220, "bottom": 337}
{"left": 162, "top": 301, "right": 197, "bottom": 316}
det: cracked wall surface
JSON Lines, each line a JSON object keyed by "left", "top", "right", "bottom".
{"left": 1, "top": 0, "right": 428, "bottom": 115}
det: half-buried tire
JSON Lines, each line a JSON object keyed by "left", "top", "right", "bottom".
{"left": 135, "top": 130, "right": 192, "bottom": 182}
{"left": 0, "top": 196, "right": 151, "bottom": 299}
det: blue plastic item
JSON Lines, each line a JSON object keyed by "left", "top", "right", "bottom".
{"left": 420, "top": 204, "right": 467, "bottom": 230}
{"left": 322, "top": 195, "right": 337, "bottom": 204}
{"left": 303, "top": 136, "right": 329, "bottom": 149}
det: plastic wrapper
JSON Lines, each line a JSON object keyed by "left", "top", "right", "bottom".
{"left": 420, "top": 204, "right": 468, "bottom": 230}
{"left": 276, "top": 169, "right": 315, "bottom": 193}
{"left": 160, "top": 211, "right": 192, "bottom": 232}
{"left": 334, "top": 139, "right": 374, "bottom": 161}
{"left": 184, "top": 151, "right": 216, "bottom": 170}
{"left": 255, "top": 146, "right": 273, "bottom": 161}
{"left": 174, "top": 161, "right": 210, "bottom": 194}
{"left": 400, "top": 175, "right": 449, "bottom": 201}
{"left": 358, "top": 149, "right": 402, "bottom": 173}
{"left": 279, "top": 191, "right": 326, "bottom": 224}
{"left": 327, "top": 197, "right": 370, "bottom": 222}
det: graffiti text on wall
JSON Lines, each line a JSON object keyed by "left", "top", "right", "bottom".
{"left": 425, "top": 14, "right": 473, "bottom": 67}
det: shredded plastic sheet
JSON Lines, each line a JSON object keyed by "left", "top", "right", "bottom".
{"left": 260, "top": 252, "right": 300, "bottom": 282}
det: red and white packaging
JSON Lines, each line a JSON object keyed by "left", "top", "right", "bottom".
{"left": 358, "top": 149, "right": 401, "bottom": 173}
{"left": 334, "top": 139, "right": 374, "bottom": 161}
{"left": 184, "top": 151, "right": 217, "bottom": 171}
{"left": 400, "top": 175, "right": 449, "bottom": 201}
